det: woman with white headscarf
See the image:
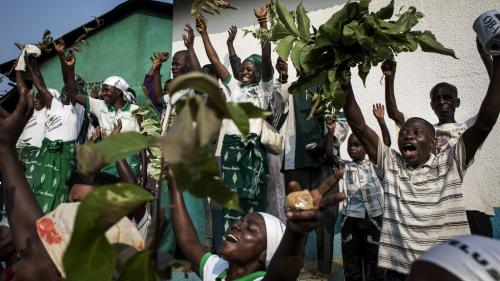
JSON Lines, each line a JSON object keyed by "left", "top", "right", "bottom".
{"left": 24, "top": 52, "right": 85, "bottom": 213}
{"left": 56, "top": 40, "right": 144, "bottom": 180}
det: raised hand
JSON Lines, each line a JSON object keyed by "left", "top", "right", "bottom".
{"left": 195, "top": 15, "right": 207, "bottom": 34}
{"left": 53, "top": 39, "right": 65, "bottom": 55}
{"left": 151, "top": 51, "right": 169, "bottom": 71}
{"left": 372, "top": 103, "right": 386, "bottom": 120}
{"left": 275, "top": 57, "right": 288, "bottom": 77}
{"left": 183, "top": 24, "right": 195, "bottom": 48}
{"left": 64, "top": 51, "right": 76, "bottom": 69}
{"left": 286, "top": 170, "right": 345, "bottom": 233}
{"left": 254, "top": 4, "right": 268, "bottom": 20}
{"left": 227, "top": 25, "right": 237, "bottom": 44}
{"left": 326, "top": 118, "right": 336, "bottom": 134}
{"left": 381, "top": 59, "right": 396, "bottom": 77}
{"left": 0, "top": 88, "right": 34, "bottom": 147}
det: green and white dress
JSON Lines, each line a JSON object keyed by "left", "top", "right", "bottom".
{"left": 32, "top": 99, "right": 84, "bottom": 213}
{"left": 199, "top": 252, "right": 266, "bottom": 281}
{"left": 17, "top": 107, "right": 47, "bottom": 184}
{"left": 86, "top": 96, "right": 141, "bottom": 176}
{"left": 219, "top": 75, "right": 273, "bottom": 230}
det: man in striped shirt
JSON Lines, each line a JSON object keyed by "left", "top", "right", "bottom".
{"left": 342, "top": 52, "right": 500, "bottom": 280}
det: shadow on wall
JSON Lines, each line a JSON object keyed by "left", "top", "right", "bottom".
{"left": 172, "top": 0, "right": 348, "bottom": 42}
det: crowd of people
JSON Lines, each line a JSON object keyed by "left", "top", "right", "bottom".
{"left": 0, "top": 3, "right": 499, "bottom": 281}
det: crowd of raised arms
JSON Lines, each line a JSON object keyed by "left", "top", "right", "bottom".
{"left": 0, "top": 4, "right": 499, "bottom": 281}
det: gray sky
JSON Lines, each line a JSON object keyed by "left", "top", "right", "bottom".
{"left": 0, "top": 0, "right": 172, "bottom": 95}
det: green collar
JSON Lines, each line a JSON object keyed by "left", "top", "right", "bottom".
{"left": 216, "top": 270, "right": 266, "bottom": 281}
{"left": 108, "top": 100, "right": 131, "bottom": 112}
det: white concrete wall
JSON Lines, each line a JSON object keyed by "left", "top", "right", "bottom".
{"left": 173, "top": 0, "right": 500, "bottom": 206}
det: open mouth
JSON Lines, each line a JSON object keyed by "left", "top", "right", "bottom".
{"left": 402, "top": 143, "right": 417, "bottom": 158}
{"left": 225, "top": 233, "right": 239, "bottom": 243}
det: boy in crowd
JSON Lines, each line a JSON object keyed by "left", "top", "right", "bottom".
{"left": 342, "top": 47, "right": 499, "bottom": 280}
{"left": 382, "top": 40, "right": 496, "bottom": 236}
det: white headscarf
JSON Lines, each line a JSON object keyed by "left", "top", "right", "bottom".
{"left": 258, "top": 212, "right": 286, "bottom": 268}
{"left": 103, "top": 76, "right": 135, "bottom": 102}
{"left": 48, "top": 88, "right": 61, "bottom": 101}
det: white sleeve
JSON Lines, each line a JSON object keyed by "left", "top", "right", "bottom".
{"left": 87, "top": 96, "right": 107, "bottom": 116}
{"left": 49, "top": 98, "right": 63, "bottom": 110}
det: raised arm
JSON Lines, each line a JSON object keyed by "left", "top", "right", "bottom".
{"left": 477, "top": 39, "right": 494, "bottom": 80}
{"left": 461, "top": 54, "right": 500, "bottom": 164}
{"left": 183, "top": 24, "right": 202, "bottom": 72}
{"left": 54, "top": 39, "right": 69, "bottom": 84}
{"left": 382, "top": 60, "right": 405, "bottom": 127}
{"left": 254, "top": 6, "right": 273, "bottom": 81}
{"left": 149, "top": 52, "right": 169, "bottom": 105}
{"left": 25, "top": 56, "right": 53, "bottom": 109}
{"left": 343, "top": 82, "right": 380, "bottom": 162}
{"left": 196, "top": 15, "right": 231, "bottom": 81}
{"left": 15, "top": 64, "right": 28, "bottom": 98}
{"left": 227, "top": 26, "right": 242, "bottom": 80}
{"left": 263, "top": 171, "right": 345, "bottom": 281}
{"left": 166, "top": 168, "right": 207, "bottom": 272}
{"left": 373, "top": 103, "right": 391, "bottom": 147}
{"left": 59, "top": 47, "right": 87, "bottom": 106}
{"left": 0, "top": 86, "right": 42, "bottom": 250}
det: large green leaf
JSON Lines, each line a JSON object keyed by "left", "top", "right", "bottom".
{"left": 64, "top": 184, "right": 153, "bottom": 281}
{"left": 290, "top": 41, "right": 307, "bottom": 72}
{"left": 270, "top": 21, "right": 292, "bottom": 41}
{"left": 77, "top": 132, "right": 155, "bottom": 175}
{"left": 118, "top": 250, "right": 157, "bottom": 281}
{"left": 196, "top": 97, "right": 222, "bottom": 147}
{"left": 168, "top": 72, "right": 226, "bottom": 115}
{"left": 237, "top": 102, "right": 272, "bottom": 119}
{"left": 226, "top": 102, "right": 250, "bottom": 136}
{"left": 296, "top": 2, "right": 311, "bottom": 40}
{"left": 276, "top": 35, "right": 296, "bottom": 60}
{"left": 375, "top": 0, "right": 394, "bottom": 20}
{"left": 414, "top": 31, "right": 457, "bottom": 59}
{"left": 275, "top": 0, "right": 300, "bottom": 35}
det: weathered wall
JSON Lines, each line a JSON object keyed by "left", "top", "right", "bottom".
{"left": 172, "top": 0, "right": 500, "bottom": 208}
{"left": 40, "top": 9, "right": 173, "bottom": 106}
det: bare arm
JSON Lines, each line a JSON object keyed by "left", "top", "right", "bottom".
{"left": 343, "top": 83, "right": 380, "bottom": 162}
{"left": 149, "top": 52, "right": 169, "bottom": 108}
{"left": 166, "top": 168, "right": 207, "bottom": 273}
{"left": 254, "top": 6, "right": 273, "bottom": 81}
{"left": 54, "top": 39, "right": 69, "bottom": 84}
{"left": 196, "top": 15, "right": 231, "bottom": 82}
{"left": 25, "top": 56, "right": 53, "bottom": 109}
{"left": 382, "top": 60, "right": 405, "bottom": 127}
{"left": 227, "top": 26, "right": 241, "bottom": 80}
{"left": 373, "top": 103, "right": 392, "bottom": 147}
{"left": 0, "top": 86, "right": 42, "bottom": 251}
{"left": 60, "top": 50, "right": 87, "bottom": 106}
{"left": 462, "top": 54, "right": 500, "bottom": 164}
{"left": 263, "top": 171, "right": 345, "bottom": 281}
{"left": 183, "top": 24, "right": 202, "bottom": 72}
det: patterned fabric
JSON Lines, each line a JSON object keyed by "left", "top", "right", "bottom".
{"left": 221, "top": 134, "right": 268, "bottom": 230}
{"left": 31, "top": 138, "right": 76, "bottom": 213}
{"left": 18, "top": 146, "right": 39, "bottom": 185}
{"left": 339, "top": 159, "right": 384, "bottom": 219}
{"left": 376, "top": 137, "right": 471, "bottom": 274}
{"left": 17, "top": 108, "right": 47, "bottom": 148}
{"left": 36, "top": 202, "right": 144, "bottom": 278}
{"left": 199, "top": 252, "right": 266, "bottom": 281}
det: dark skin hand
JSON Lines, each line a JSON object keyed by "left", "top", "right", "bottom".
{"left": 382, "top": 59, "right": 405, "bottom": 127}
{"left": 53, "top": 39, "right": 68, "bottom": 84}
{"left": 254, "top": 5, "right": 273, "bottom": 82}
{"left": 167, "top": 165, "right": 344, "bottom": 281}
{"left": 148, "top": 51, "right": 169, "bottom": 107}
{"left": 58, "top": 50, "right": 86, "bottom": 106}
{"left": 373, "top": 103, "right": 391, "bottom": 147}
{"left": 275, "top": 57, "right": 288, "bottom": 84}
{"left": 183, "top": 24, "right": 202, "bottom": 72}
{"left": 25, "top": 56, "right": 54, "bottom": 109}
{"left": 227, "top": 25, "right": 241, "bottom": 80}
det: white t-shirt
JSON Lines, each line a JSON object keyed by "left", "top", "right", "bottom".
{"left": 199, "top": 252, "right": 266, "bottom": 281}
{"left": 160, "top": 89, "right": 195, "bottom": 134}
{"left": 18, "top": 108, "right": 47, "bottom": 148}
{"left": 221, "top": 77, "right": 273, "bottom": 136}
{"left": 434, "top": 117, "right": 494, "bottom": 216}
{"left": 44, "top": 99, "right": 84, "bottom": 142}
{"left": 86, "top": 97, "right": 140, "bottom": 136}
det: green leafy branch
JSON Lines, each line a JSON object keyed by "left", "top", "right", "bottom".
{"left": 269, "top": 0, "right": 457, "bottom": 115}
{"left": 191, "top": 0, "right": 237, "bottom": 18}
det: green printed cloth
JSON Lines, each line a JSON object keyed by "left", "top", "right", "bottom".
{"left": 31, "top": 139, "right": 76, "bottom": 213}
{"left": 221, "top": 134, "right": 268, "bottom": 230}
{"left": 18, "top": 145, "right": 40, "bottom": 185}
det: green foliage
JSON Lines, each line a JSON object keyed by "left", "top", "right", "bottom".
{"left": 63, "top": 184, "right": 154, "bottom": 281}
{"left": 269, "top": 0, "right": 457, "bottom": 115}
{"left": 77, "top": 132, "right": 155, "bottom": 175}
{"left": 191, "top": 0, "right": 237, "bottom": 18}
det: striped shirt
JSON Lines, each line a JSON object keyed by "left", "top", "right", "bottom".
{"left": 376, "top": 137, "right": 470, "bottom": 274}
